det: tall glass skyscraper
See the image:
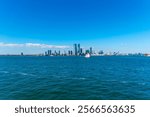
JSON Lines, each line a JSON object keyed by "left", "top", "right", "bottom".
{"left": 78, "top": 44, "right": 81, "bottom": 55}
{"left": 48, "top": 50, "right": 52, "bottom": 56}
{"left": 74, "top": 44, "right": 78, "bottom": 56}
{"left": 90, "top": 47, "right": 92, "bottom": 55}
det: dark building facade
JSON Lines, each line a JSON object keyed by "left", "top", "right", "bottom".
{"left": 78, "top": 44, "right": 81, "bottom": 55}
{"left": 48, "top": 50, "right": 52, "bottom": 56}
{"left": 90, "top": 47, "right": 92, "bottom": 55}
{"left": 74, "top": 44, "right": 78, "bottom": 56}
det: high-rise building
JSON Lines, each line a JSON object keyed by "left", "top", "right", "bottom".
{"left": 45, "top": 51, "right": 48, "bottom": 56}
{"left": 70, "top": 50, "right": 73, "bottom": 55}
{"left": 54, "top": 50, "right": 57, "bottom": 55}
{"left": 21, "top": 52, "right": 24, "bottom": 56}
{"left": 74, "top": 44, "right": 78, "bottom": 56}
{"left": 68, "top": 50, "right": 71, "bottom": 55}
{"left": 80, "top": 48, "right": 83, "bottom": 55}
{"left": 85, "top": 50, "right": 90, "bottom": 54}
{"left": 64, "top": 50, "right": 67, "bottom": 56}
{"left": 78, "top": 44, "right": 81, "bottom": 55}
{"left": 90, "top": 47, "right": 92, "bottom": 55}
{"left": 99, "top": 50, "right": 104, "bottom": 55}
{"left": 58, "top": 51, "right": 60, "bottom": 55}
{"left": 48, "top": 50, "right": 52, "bottom": 56}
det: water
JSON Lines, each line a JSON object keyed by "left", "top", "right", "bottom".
{"left": 0, "top": 56, "right": 150, "bottom": 100}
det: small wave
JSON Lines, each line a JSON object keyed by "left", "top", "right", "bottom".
{"left": 138, "top": 82, "right": 146, "bottom": 86}
{"left": 105, "top": 80, "right": 117, "bottom": 82}
{"left": 18, "top": 72, "right": 36, "bottom": 76}
{"left": 0, "top": 71, "right": 9, "bottom": 74}
{"left": 72, "top": 77, "right": 86, "bottom": 80}
{"left": 121, "top": 81, "right": 128, "bottom": 84}
{"left": 79, "top": 78, "right": 86, "bottom": 80}
{"left": 19, "top": 72, "right": 28, "bottom": 76}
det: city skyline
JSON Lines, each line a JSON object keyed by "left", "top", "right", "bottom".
{"left": 0, "top": 43, "right": 147, "bottom": 56}
{"left": 0, "top": 0, "right": 150, "bottom": 54}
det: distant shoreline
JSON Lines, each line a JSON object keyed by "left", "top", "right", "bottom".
{"left": 0, "top": 55, "right": 148, "bottom": 57}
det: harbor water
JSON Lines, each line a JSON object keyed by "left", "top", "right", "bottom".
{"left": 0, "top": 56, "right": 150, "bottom": 100}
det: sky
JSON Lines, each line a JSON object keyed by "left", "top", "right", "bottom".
{"left": 0, "top": 0, "right": 150, "bottom": 54}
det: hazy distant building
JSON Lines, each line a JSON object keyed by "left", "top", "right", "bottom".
{"left": 80, "top": 48, "right": 83, "bottom": 55}
{"left": 45, "top": 51, "right": 48, "bottom": 56}
{"left": 64, "top": 50, "right": 67, "bottom": 56}
{"left": 99, "top": 50, "right": 104, "bottom": 55}
{"left": 58, "top": 51, "right": 60, "bottom": 55}
{"left": 68, "top": 50, "right": 71, "bottom": 55}
{"left": 54, "top": 50, "right": 57, "bottom": 55}
{"left": 21, "top": 52, "right": 24, "bottom": 56}
{"left": 70, "top": 50, "right": 73, "bottom": 55}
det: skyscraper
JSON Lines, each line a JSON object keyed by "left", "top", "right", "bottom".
{"left": 80, "top": 48, "right": 83, "bottom": 55}
{"left": 74, "top": 44, "right": 78, "bottom": 56}
{"left": 54, "top": 50, "right": 57, "bottom": 55}
{"left": 45, "top": 51, "right": 48, "bottom": 56}
{"left": 70, "top": 50, "right": 73, "bottom": 55}
{"left": 21, "top": 52, "right": 24, "bottom": 56}
{"left": 90, "top": 47, "right": 92, "bottom": 55}
{"left": 48, "top": 50, "right": 52, "bottom": 56}
{"left": 78, "top": 44, "right": 81, "bottom": 55}
{"left": 85, "top": 50, "right": 90, "bottom": 54}
{"left": 68, "top": 50, "right": 71, "bottom": 55}
{"left": 99, "top": 50, "right": 104, "bottom": 55}
{"left": 58, "top": 50, "right": 60, "bottom": 55}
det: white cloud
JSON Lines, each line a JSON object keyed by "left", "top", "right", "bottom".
{"left": 0, "top": 42, "right": 69, "bottom": 49}
{"left": 0, "top": 42, "right": 23, "bottom": 47}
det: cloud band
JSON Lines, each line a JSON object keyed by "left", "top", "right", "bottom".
{"left": 0, "top": 42, "right": 69, "bottom": 49}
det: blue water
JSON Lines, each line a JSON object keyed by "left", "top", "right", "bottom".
{"left": 0, "top": 56, "right": 150, "bottom": 100}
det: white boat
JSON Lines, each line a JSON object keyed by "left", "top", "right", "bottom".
{"left": 146, "top": 55, "right": 150, "bottom": 57}
{"left": 145, "top": 54, "right": 150, "bottom": 57}
{"left": 85, "top": 53, "right": 91, "bottom": 58}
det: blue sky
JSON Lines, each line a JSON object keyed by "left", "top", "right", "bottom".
{"left": 0, "top": 0, "right": 150, "bottom": 54}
